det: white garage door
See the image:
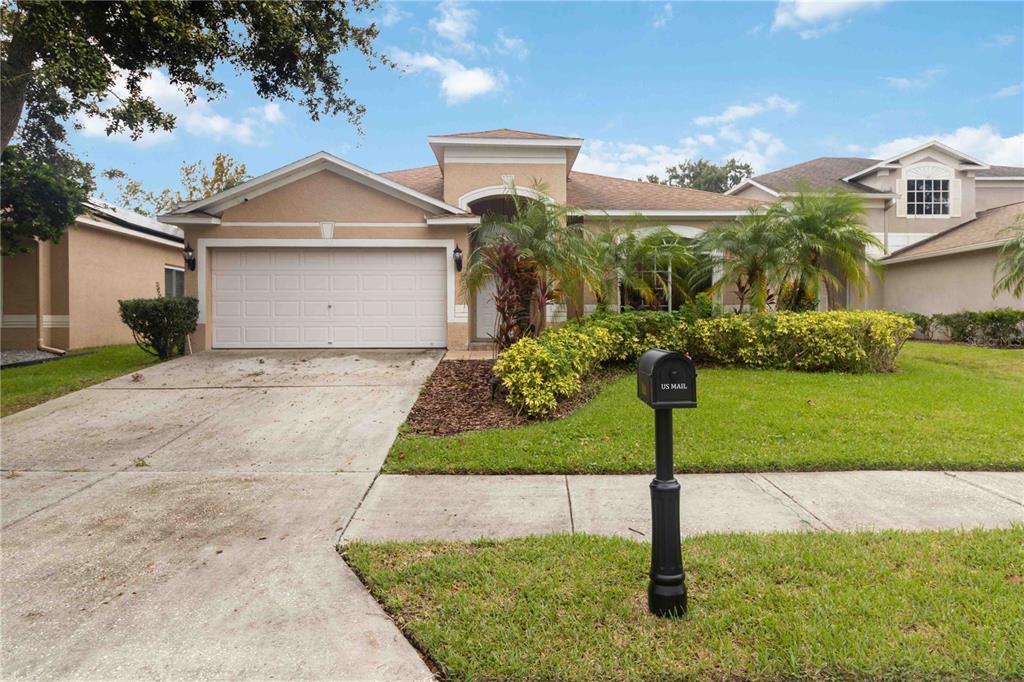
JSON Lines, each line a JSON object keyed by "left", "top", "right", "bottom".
{"left": 211, "top": 248, "right": 447, "bottom": 348}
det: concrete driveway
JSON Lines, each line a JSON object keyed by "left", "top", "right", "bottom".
{"left": 1, "top": 350, "right": 439, "bottom": 681}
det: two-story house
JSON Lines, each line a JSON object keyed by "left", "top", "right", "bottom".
{"left": 726, "top": 140, "right": 1024, "bottom": 314}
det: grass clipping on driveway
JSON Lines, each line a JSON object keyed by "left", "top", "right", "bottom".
{"left": 346, "top": 529, "right": 1024, "bottom": 681}
{"left": 386, "top": 342, "right": 1024, "bottom": 474}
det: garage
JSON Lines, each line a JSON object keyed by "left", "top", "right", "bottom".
{"left": 210, "top": 247, "right": 447, "bottom": 348}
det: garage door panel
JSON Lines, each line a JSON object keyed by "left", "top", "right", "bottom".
{"left": 212, "top": 247, "right": 446, "bottom": 348}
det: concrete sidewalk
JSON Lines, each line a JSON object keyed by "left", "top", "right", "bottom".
{"left": 342, "top": 471, "right": 1024, "bottom": 542}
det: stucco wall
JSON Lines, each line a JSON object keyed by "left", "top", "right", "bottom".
{"left": 67, "top": 225, "right": 183, "bottom": 349}
{"left": 975, "top": 183, "right": 1024, "bottom": 212}
{"left": 1, "top": 250, "right": 39, "bottom": 350}
{"left": 882, "top": 248, "right": 1023, "bottom": 314}
{"left": 442, "top": 162, "right": 568, "bottom": 206}
{"left": 730, "top": 185, "right": 778, "bottom": 202}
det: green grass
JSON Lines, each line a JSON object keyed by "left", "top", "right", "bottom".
{"left": 345, "top": 529, "right": 1024, "bottom": 681}
{"left": 1, "top": 344, "right": 159, "bottom": 416}
{"left": 386, "top": 342, "right": 1024, "bottom": 474}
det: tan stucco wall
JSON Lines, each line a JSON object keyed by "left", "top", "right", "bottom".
{"left": 222, "top": 170, "right": 428, "bottom": 223}
{"left": 975, "top": 183, "right": 1024, "bottom": 212}
{"left": 1, "top": 250, "right": 39, "bottom": 350}
{"left": 442, "top": 162, "right": 568, "bottom": 206}
{"left": 67, "top": 225, "right": 183, "bottom": 349}
{"left": 1, "top": 238, "right": 72, "bottom": 350}
{"left": 882, "top": 248, "right": 1023, "bottom": 314}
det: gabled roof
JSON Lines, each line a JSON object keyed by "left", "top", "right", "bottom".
{"left": 436, "top": 128, "right": 582, "bottom": 140}
{"left": 884, "top": 201, "right": 1024, "bottom": 263}
{"left": 83, "top": 198, "right": 184, "bottom": 243}
{"left": 844, "top": 140, "right": 989, "bottom": 182}
{"left": 978, "top": 165, "right": 1024, "bottom": 179}
{"left": 426, "top": 128, "right": 585, "bottom": 172}
{"left": 380, "top": 165, "right": 763, "bottom": 214}
{"left": 159, "top": 151, "right": 468, "bottom": 225}
{"left": 726, "top": 157, "right": 886, "bottom": 196}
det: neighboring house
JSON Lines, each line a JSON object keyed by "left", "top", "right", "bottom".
{"left": 158, "top": 128, "right": 760, "bottom": 351}
{"left": 727, "top": 140, "right": 1024, "bottom": 312}
{"left": 1, "top": 199, "right": 185, "bottom": 351}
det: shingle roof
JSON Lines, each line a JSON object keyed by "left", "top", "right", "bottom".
{"left": 434, "top": 128, "right": 581, "bottom": 140}
{"left": 884, "top": 201, "right": 1024, "bottom": 261}
{"left": 977, "top": 165, "right": 1024, "bottom": 178}
{"left": 749, "top": 157, "right": 884, "bottom": 194}
{"left": 380, "top": 166, "right": 763, "bottom": 212}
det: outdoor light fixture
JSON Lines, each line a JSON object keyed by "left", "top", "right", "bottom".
{"left": 183, "top": 243, "right": 196, "bottom": 271}
{"left": 453, "top": 245, "right": 463, "bottom": 272}
{"left": 637, "top": 349, "right": 697, "bottom": 617}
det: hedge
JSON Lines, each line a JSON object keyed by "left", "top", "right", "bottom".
{"left": 118, "top": 296, "right": 199, "bottom": 359}
{"left": 915, "top": 309, "right": 1024, "bottom": 347}
{"left": 493, "top": 310, "right": 914, "bottom": 417}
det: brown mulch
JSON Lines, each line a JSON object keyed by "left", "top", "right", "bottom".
{"left": 404, "top": 359, "right": 627, "bottom": 436}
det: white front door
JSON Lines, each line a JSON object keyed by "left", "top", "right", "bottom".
{"left": 211, "top": 247, "right": 447, "bottom": 348}
{"left": 474, "top": 278, "right": 498, "bottom": 341}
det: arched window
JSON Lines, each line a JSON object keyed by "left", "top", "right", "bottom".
{"left": 900, "top": 162, "right": 961, "bottom": 218}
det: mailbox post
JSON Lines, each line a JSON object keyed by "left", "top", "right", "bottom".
{"left": 636, "top": 349, "right": 696, "bottom": 617}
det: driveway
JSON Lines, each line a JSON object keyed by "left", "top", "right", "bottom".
{"left": 1, "top": 350, "right": 440, "bottom": 681}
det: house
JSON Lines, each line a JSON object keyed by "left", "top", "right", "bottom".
{"left": 727, "top": 141, "right": 1024, "bottom": 312}
{"left": 158, "top": 128, "right": 760, "bottom": 351}
{"left": 1, "top": 199, "right": 185, "bottom": 352}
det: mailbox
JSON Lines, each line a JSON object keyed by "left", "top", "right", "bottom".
{"left": 637, "top": 349, "right": 696, "bottom": 409}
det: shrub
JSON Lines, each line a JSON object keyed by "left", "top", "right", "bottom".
{"left": 904, "top": 312, "right": 934, "bottom": 339}
{"left": 118, "top": 297, "right": 199, "bottom": 359}
{"left": 932, "top": 309, "right": 1024, "bottom": 347}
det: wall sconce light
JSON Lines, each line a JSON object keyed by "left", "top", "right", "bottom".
{"left": 453, "top": 245, "right": 463, "bottom": 272}
{"left": 183, "top": 242, "right": 196, "bottom": 271}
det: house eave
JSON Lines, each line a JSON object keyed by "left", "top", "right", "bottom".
{"left": 882, "top": 239, "right": 1008, "bottom": 264}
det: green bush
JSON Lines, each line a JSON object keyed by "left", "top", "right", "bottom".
{"left": 118, "top": 297, "right": 199, "bottom": 359}
{"left": 494, "top": 309, "right": 915, "bottom": 417}
{"left": 904, "top": 312, "right": 934, "bottom": 339}
{"left": 931, "top": 309, "right": 1024, "bottom": 347}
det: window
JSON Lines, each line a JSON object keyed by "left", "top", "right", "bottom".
{"left": 164, "top": 266, "right": 185, "bottom": 297}
{"left": 906, "top": 178, "right": 949, "bottom": 216}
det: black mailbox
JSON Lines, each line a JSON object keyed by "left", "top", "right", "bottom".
{"left": 637, "top": 349, "right": 696, "bottom": 409}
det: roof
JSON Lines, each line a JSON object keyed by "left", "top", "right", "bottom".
{"left": 978, "top": 165, "right": 1024, "bottom": 179}
{"left": 82, "top": 198, "right": 184, "bottom": 243}
{"left": 884, "top": 201, "right": 1024, "bottom": 263}
{"left": 741, "top": 157, "right": 886, "bottom": 194}
{"left": 380, "top": 165, "right": 763, "bottom": 213}
{"left": 435, "top": 128, "right": 581, "bottom": 140}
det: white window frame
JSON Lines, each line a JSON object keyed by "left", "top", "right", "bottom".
{"left": 164, "top": 265, "right": 185, "bottom": 297}
{"left": 898, "top": 162, "right": 960, "bottom": 219}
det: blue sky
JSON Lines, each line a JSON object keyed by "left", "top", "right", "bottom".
{"left": 72, "top": 1, "right": 1024, "bottom": 200}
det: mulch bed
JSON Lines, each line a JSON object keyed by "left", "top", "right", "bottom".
{"left": 404, "top": 359, "right": 627, "bottom": 436}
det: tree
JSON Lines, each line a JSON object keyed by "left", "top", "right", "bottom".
{"left": 103, "top": 153, "right": 250, "bottom": 216}
{"left": 644, "top": 158, "right": 754, "bottom": 193}
{"left": 1, "top": 1, "right": 389, "bottom": 248}
{"left": 772, "top": 187, "right": 882, "bottom": 310}
{"left": 993, "top": 213, "right": 1024, "bottom": 298}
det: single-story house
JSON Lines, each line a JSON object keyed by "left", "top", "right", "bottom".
{"left": 1, "top": 199, "right": 185, "bottom": 351}
{"left": 158, "top": 128, "right": 760, "bottom": 351}
{"left": 727, "top": 140, "right": 1024, "bottom": 313}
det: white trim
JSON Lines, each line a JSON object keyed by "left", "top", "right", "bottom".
{"left": 320, "top": 222, "right": 335, "bottom": 239}
{"left": 633, "top": 224, "right": 706, "bottom": 239}
{"left": 164, "top": 264, "right": 185, "bottom": 272}
{"left": 884, "top": 238, "right": 1009, "bottom": 264}
{"left": 576, "top": 209, "right": 750, "bottom": 217}
{"left": 218, "top": 221, "right": 432, "bottom": 229}
{"left": 43, "top": 314, "right": 69, "bottom": 329}
{"left": 426, "top": 216, "right": 481, "bottom": 227}
{"left": 427, "top": 135, "right": 583, "bottom": 148}
{"left": 2, "top": 314, "right": 36, "bottom": 329}
{"left": 163, "top": 151, "right": 467, "bottom": 218}
{"left": 457, "top": 185, "right": 553, "bottom": 210}
{"left": 723, "top": 179, "right": 780, "bottom": 197}
{"left": 843, "top": 140, "right": 990, "bottom": 182}
{"left": 157, "top": 214, "right": 221, "bottom": 226}
{"left": 196, "top": 238, "right": 458, "bottom": 325}
{"left": 76, "top": 217, "right": 184, "bottom": 248}
{"left": 442, "top": 146, "right": 567, "bottom": 165}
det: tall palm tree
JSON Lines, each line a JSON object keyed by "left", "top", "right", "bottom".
{"left": 692, "top": 209, "right": 788, "bottom": 312}
{"left": 772, "top": 186, "right": 882, "bottom": 310}
{"left": 994, "top": 212, "right": 1024, "bottom": 298}
{"left": 582, "top": 222, "right": 695, "bottom": 311}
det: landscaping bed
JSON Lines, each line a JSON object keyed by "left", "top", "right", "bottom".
{"left": 345, "top": 528, "right": 1024, "bottom": 681}
{"left": 404, "top": 359, "right": 627, "bottom": 435}
{"left": 386, "top": 342, "right": 1024, "bottom": 474}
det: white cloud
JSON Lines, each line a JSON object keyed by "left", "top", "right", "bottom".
{"left": 870, "top": 125, "right": 1024, "bottom": 166}
{"left": 845, "top": 143, "right": 866, "bottom": 153}
{"left": 982, "top": 33, "right": 1017, "bottom": 48}
{"left": 430, "top": 0, "right": 477, "bottom": 44}
{"left": 392, "top": 49, "right": 504, "bottom": 104}
{"left": 694, "top": 95, "right": 799, "bottom": 126}
{"left": 724, "top": 128, "right": 787, "bottom": 171}
{"left": 495, "top": 29, "right": 528, "bottom": 59}
{"left": 772, "top": 0, "right": 888, "bottom": 39}
{"left": 994, "top": 83, "right": 1022, "bottom": 98}
{"left": 379, "top": 2, "right": 408, "bottom": 28}
{"left": 882, "top": 68, "right": 944, "bottom": 91}
{"left": 652, "top": 3, "right": 674, "bottom": 29}
{"left": 76, "top": 68, "right": 271, "bottom": 146}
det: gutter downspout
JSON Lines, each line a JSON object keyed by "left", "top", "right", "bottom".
{"left": 36, "top": 241, "right": 66, "bottom": 356}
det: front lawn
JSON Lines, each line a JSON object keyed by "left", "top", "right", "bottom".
{"left": 0, "top": 344, "right": 159, "bottom": 416}
{"left": 345, "top": 529, "right": 1024, "bottom": 681}
{"left": 386, "top": 342, "right": 1024, "bottom": 473}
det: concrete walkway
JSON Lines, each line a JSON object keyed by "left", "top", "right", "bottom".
{"left": 2, "top": 350, "right": 439, "bottom": 681}
{"left": 342, "top": 471, "right": 1024, "bottom": 542}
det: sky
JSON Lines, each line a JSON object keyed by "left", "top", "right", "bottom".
{"left": 71, "top": 0, "right": 1024, "bottom": 201}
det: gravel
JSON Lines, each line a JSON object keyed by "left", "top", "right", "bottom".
{"left": 1, "top": 349, "right": 63, "bottom": 368}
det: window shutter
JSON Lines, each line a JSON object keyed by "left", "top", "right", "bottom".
{"left": 895, "top": 179, "right": 907, "bottom": 218}
{"left": 949, "top": 179, "right": 962, "bottom": 217}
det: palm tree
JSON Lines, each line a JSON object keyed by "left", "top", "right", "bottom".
{"left": 994, "top": 212, "right": 1024, "bottom": 298}
{"left": 582, "top": 222, "right": 695, "bottom": 311}
{"left": 772, "top": 186, "right": 882, "bottom": 310}
{"left": 692, "top": 209, "right": 788, "bottom": 312}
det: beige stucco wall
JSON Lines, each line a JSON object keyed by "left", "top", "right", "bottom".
{"left": 882, "top": 248, "right": 1023, "bottom": 314}
{"left": 67, "top": 225, "right": 183, "bottom": 349}
{"left": 442, "top": 162, "right": 568, "bottom": 206}
{"left": 1, "top": 250, "right": 39, "bottom": 350}
{"left": 0, "top": 238, "right": 72, "bottom": 350}
{"left": 975, "top": 183, "right": 1024, "bottom": 212}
